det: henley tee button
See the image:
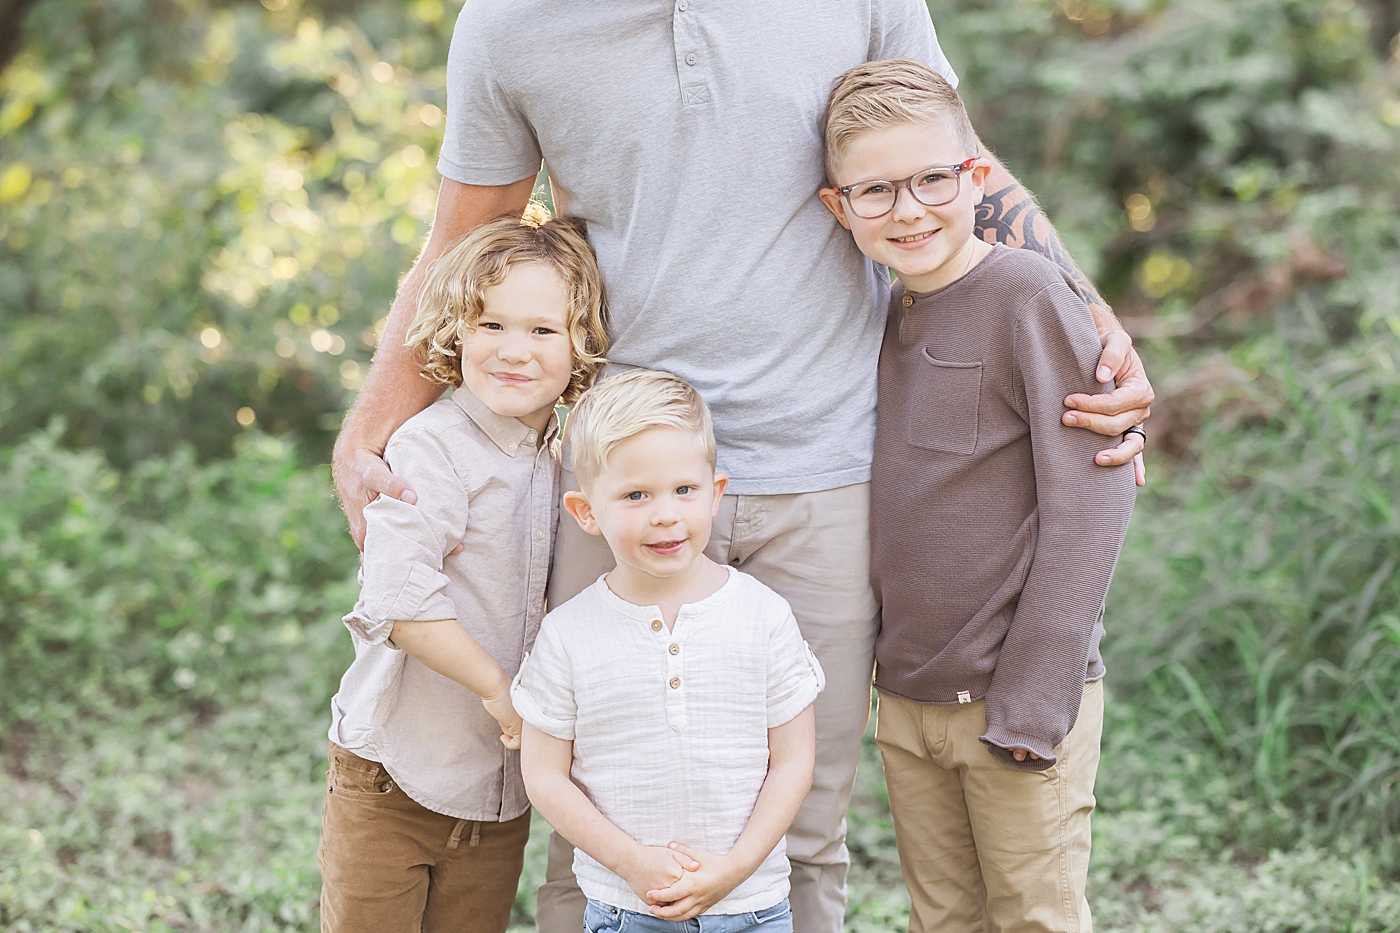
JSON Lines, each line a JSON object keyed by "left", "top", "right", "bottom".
{"left": 669, "top": 677, "right": 681, "bottom": 689}
{"left": 677, "top": 0, "right": 688, "bottom": 10}
{"left": 668, "top": 643, "right": 679, "bottom": 655}
{"left": 684, "top": 52, "right": 698, "bottom": 66}
{"left": 651, "top": 620, "right": 663, "bottom": 632}
{"left": 902, "top": 294, "right": 915, "bottom": 308}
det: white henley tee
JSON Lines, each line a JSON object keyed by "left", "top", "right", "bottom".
{"left": 511, "top": 569, "right": 826, "bottom": 915}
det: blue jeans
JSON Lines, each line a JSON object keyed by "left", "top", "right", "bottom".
{"left": 583, "top": 898, "right": 793, "bottom": 933}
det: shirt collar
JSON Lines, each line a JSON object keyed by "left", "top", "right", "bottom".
{"left": 591, "top": 566, "right": 739, "bottom": 621}
{"left": 451, "top": 387, "right": 559, "bottom": 456}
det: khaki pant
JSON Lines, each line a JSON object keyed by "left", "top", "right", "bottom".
{"left": 536, "top": 477, "right": 879, "bottom": 933}
{"left": 875, "top": 680, "right": 1104, "bottom": 933}
{"left": 317, "top": 743, "right": 531, "bottom": 933}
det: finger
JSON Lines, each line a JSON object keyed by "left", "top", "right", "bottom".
{"left": 360, "top": 450, "right": 417, "bottom": 505}
{"left": 1064, "top": 408, "right": 1146, "bottom": 438}
{"left": 448, "top": 541, "right": 465, "bottom": 556}
{"left": 1095, "top": 330, "right": 1132, "bottom": 384}
{"left": 1134, "top": 452, "right": 1146, "bottom": 487}
{"left": 1092, "top": 431, "right": 1144, "bottom": 468}
{"left": 499, "top": 732, "right": 521, "bottom": 751}
{"left": 667, "top": 845, "right": 701, "bottom": 872}
{"left": 1012, "top": 748, "right": 1025, "bottom": 761}
{"left": 1064, "top": 379, "right": 1154, "bottom": 419}
{"left": 649, "top": 898, "right": 698, "bottom": 921}
{"left": 646, "top": 881, "right": 690, "bottom": 904}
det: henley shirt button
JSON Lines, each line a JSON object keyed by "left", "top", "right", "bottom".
{"left": 677, "top": 0, "right": 688, "bottom": 10}
{"left": 651, "top": 620, "right": 663, "bottom": 632}
{"left": 902, "top": 294, "right": 914, "bottom": 308}
{"left": 685, "top": 52, "right": 698, "bottom": 66}
{"left": 669, "top": 677, "right": 681, "bottom": 689}
{"left": 668, "top": 643, "right": 679, "bottom": 655}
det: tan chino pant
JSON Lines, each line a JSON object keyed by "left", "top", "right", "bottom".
{"left": 536, "top": 476, "right": 880, "bottom": 933}
{"left": 875, "top": 680, "right": 1104, "bottom": 933}
{"left": 317, "top": 743, "right": 531, "bottom": 933}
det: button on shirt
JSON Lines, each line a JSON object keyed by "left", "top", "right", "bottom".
{"left": 439, "top": 0, "right": 957, "bottom": 495}
{"left": 511, "top": 570, "right": 826, "bottom": 914}
{"left": 329, "top": 389, "right": 558, "bottom": 820}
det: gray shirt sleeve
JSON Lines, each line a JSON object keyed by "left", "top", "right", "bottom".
{"left": 437, "top": 1, "right": 543, "bottom": 186}
{"left": 869, "top": 0, "right": 960, "bottom": 87}
{"left": 979, "top": 280, "right": 1135, "bottom": 770}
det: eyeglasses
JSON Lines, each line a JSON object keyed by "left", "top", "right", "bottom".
{"left": 834, "top": 157, "right": 978, "bottom": 219}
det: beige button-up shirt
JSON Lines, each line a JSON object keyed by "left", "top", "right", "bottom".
{"left": 329, "top": 389, "right": 558, "bottom": 820}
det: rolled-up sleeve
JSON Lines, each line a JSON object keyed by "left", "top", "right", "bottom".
{"left": 511, "top": 620, "right": 577, "bottom": 740}
{"left": 343, "top": 428, "right": 471, "bottom": 646}
{"left": 765, "top": 609, "right": 826, "bottom": 728}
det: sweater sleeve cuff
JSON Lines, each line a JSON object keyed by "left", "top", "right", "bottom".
{"left": 978, "top": 729, "right": 1058, "bottom": 771}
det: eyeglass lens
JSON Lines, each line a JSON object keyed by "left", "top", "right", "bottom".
{"left": 847, "top": 169, "right": 961, "bottom": 219}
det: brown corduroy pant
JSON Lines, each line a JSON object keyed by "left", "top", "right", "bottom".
{"left": 316, "top": 743, "right": 530, "bottom": 933}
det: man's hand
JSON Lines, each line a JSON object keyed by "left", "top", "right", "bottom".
{"left": 620, "top": 845, "right": 699, "bottom": 907}
{"left": 1011, "top": 747, "right": 1042, "bottom": 763}
{"left": 481, "top": 686, "right": 523, "bottom": 750}
{"left": 333, "top": 444, "right": 417, "bottom": 550}
{"left": 645, "top": 843, "right": 743, "bottom": 921}
{"left": 1067, "top": 329, "right": 1153, "bottom": 486}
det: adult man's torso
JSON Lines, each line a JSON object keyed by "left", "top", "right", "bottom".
{"left": 439, "top": 0, "right": 956, "bottom": 494}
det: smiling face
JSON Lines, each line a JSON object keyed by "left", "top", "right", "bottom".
{"left": 820, "top": 118, "right": 990, "bottom": 294}
{"left": 460, "top": 261, "right": 575, "bottom": 432}
{"left": 564, "top": 426, "right": 727, "bottom": 586}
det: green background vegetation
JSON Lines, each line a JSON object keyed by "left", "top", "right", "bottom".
{"left": 3, "top": 0, "right": 1400, "bottom": 929}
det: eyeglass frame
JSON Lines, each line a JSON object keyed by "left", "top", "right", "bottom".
{"left": 833, "top": 156, "right": 980, "bottom": 219}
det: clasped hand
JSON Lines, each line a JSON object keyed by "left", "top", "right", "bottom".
{"left": 633, "top": 842, "right": 743, "bottom": 922}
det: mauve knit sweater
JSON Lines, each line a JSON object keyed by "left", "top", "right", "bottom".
{"left": 871, "top": 245, "right": 1136, "bottom": 771}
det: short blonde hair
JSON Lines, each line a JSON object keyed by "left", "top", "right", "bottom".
{"left": 405, "top": 202, "right": 609, "bottom": 404}
{"left": 822, "top": 59, "right": 978, "bottom": 183}
{"left": 566, "top": 369, "right": 716, "bottom": 489}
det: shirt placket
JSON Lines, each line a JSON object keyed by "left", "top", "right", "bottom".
{"left": 655, "top": 612, "right": 688, "bottom": 731}
{"left": 672, "top": 0, "right": 711, "bottom": 108}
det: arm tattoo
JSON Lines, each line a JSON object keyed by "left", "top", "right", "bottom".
{"left": 976, "top": 184, "right": 1112, "bottom": 319}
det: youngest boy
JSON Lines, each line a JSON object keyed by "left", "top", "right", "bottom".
{"left": 513, "top": 369, "right": 824, "bottom": 933}
{"left": 819, "top": 61, "right": 1137, "bottom": 933}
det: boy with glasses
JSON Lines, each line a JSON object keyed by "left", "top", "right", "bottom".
{"left": 818, "top": 60, "right": 1137, "bottom": 933}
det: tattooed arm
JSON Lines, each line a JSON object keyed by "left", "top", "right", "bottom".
{"left": 977, "top": 144, "right": 1152, "bottom": 481}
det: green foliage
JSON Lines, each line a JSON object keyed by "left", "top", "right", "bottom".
{"left": 1103, "top": 324, "right": 1400, "bottom": 862}
{"left": 0, "top": 425, "right": 358, "bottom": 728}
{"left": 4, "top": 0, "right": 1400, "bottom": 929}
{"left": 0, "top": 0, "right": 460, "bottom": 465}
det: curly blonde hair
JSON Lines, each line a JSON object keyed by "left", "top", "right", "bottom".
{"left": 405, "top": 202, "right": 609, "bottom": 404}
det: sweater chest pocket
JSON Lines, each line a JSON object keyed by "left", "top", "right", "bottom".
{"left": 907, "top": 350, "right": 983, "bottom": 455}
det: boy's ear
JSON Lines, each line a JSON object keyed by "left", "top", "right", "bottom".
{"left": 710, "top": 472, "right": 729, "bottom": 517}
{"left": 562, "top": 490, "right": 602, "bottom": 536}
{"left": 969, "top": 162, "right": 992, "bottom": 206}
{"left": 818, "top": 188, "right": 852, "bottom": 230}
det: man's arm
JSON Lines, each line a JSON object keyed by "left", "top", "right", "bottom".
{"left": 646, "top": 706, "right": 817, "bottom": 921}
{"left": 975, "top": 142, "right": 1153, "bottom": 481}
{"left": 332, "top": 174, "right": 538, "bottom": 547}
